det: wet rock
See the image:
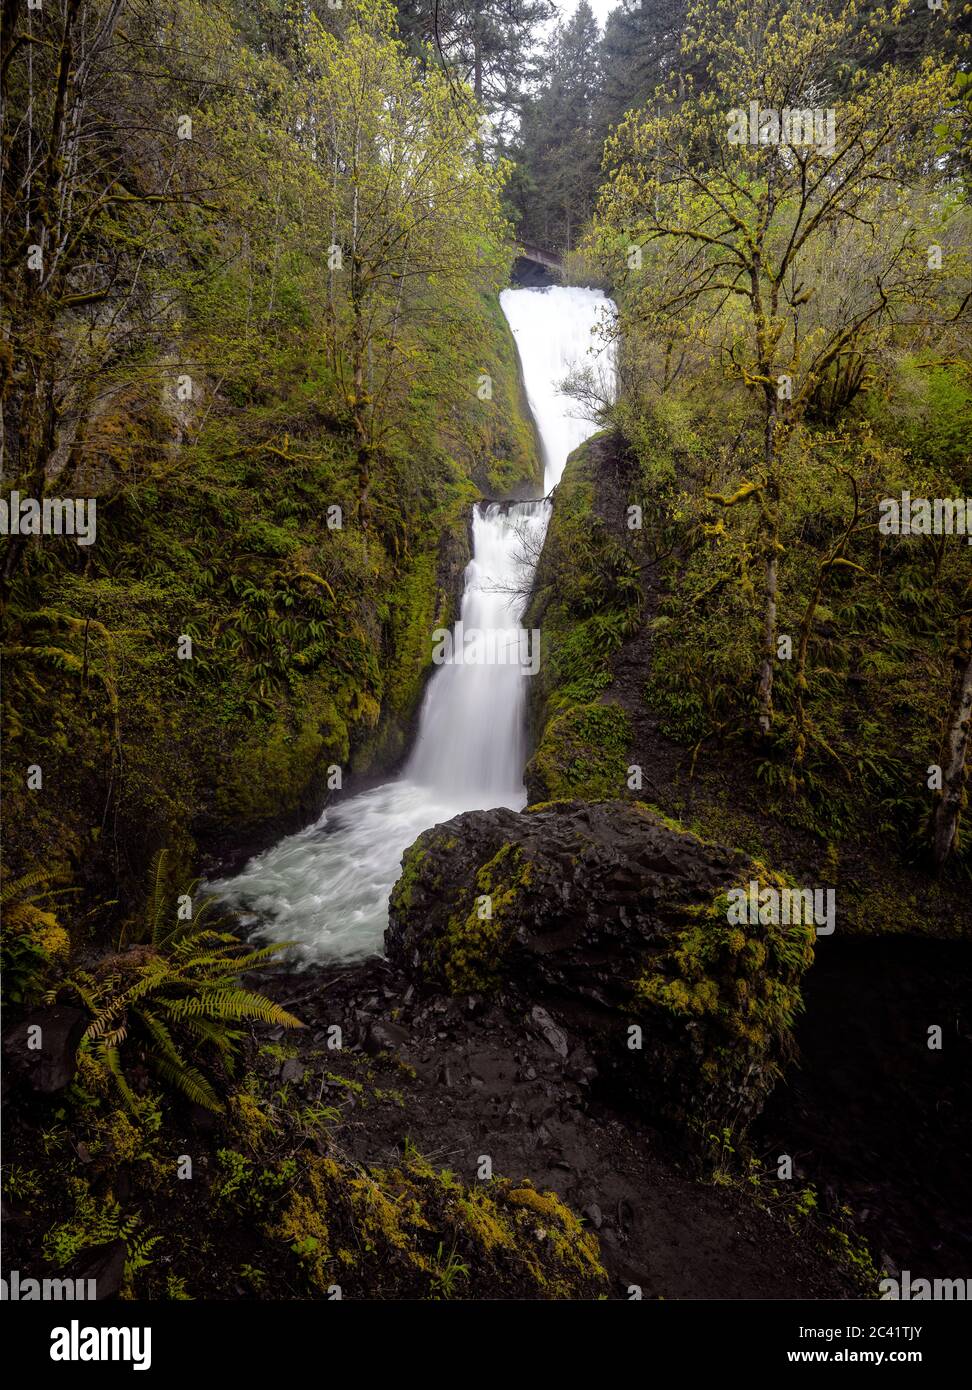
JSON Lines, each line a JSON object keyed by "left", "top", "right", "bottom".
{"left": 530, "top": 1006, "right": 569, "bottom": 1059}
{"left": 74, "top": 1239, "right": 127, "bottom": 1301}
{"left": 387, "top": 799, "right": 815, "bottom": 1139}
{"left": 2, "top": 1006, "right": 87, "bottom": 1093}
{"left": 363, "top": 1019, "right": 410, "bottom": 1055}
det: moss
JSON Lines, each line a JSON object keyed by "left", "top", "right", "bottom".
{"left": 453, "top": 1190, "right": 518, "bottom": 1253}
{"left": 269, "top": 1164, "right": 334, "bottom": 1291}
{"left": 347, "top": 1167, "right": 432, "bottom": 1255}
{"left": 267, "top": 1147, "right": 605, "bottom": 1299}
{"left": 13, "top": 1007, "right": 606, "bottom": 1300}
{"left": 637, "top": 801, "right": 698, "bottom": 837}
{"left": 632, "top": 866, "right": 815, "bottom": 1134}
{"left": 215, "top": 689, "right": 349, "bottom": 830}
{"left": 8, "top": 904, "right": 71, "bottom": 965}
{"left": 432, "top": 843, "right": 533, "bottom": 993}
{"left": 388, "top": 842, "right": 429, "bottom": 916}
{"left": 464, "top": 292, "right": 543, "bottom": 497}
{"left": 227, "top": 1088, "right": 275, "bottom": 1154}
{"left": 526, "top": 701, "right": 631, "bottom": 802}
{"left": 521, "top": 434, "right": 643, "bottom": 805}
{"left": 381, "top": 550, "right": 439, "bottom": 719}
{"left": 499, "top": 1180, "right": 606, "bottom": 1289}
{"left": 1, "top": 897, "right": 72, "bottom": 1005}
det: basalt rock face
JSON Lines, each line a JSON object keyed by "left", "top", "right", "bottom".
{"left": 386, "top": 799, "right": 815, "bottom": 1140}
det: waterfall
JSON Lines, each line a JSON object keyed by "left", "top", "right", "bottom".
{"left": 499, "top": 285, "right": 615, "bottom": 495}
{"left": 404, "top": 500, "right": 548, "bottom": 800}
{"left": 207, "top": 286, "right": 615, "bottom": 963}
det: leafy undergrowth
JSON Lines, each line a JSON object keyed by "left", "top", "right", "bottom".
{"left": 1, "top": 304, "right": 532, "bottom": 913}
{"left": 1, "top": 851, "right": 605, "bottom": 1301}
{"left": 1, "top": 1038, "right": 606, "bottom": 1301}
{"left": 525, "top": 422, "right": 971, "bottom": 935}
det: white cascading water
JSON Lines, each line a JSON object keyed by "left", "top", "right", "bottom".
{"left": 207, "top": 286, "right": 615, "bottom": 963}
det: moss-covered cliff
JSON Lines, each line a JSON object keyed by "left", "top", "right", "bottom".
{"left": 523, "top": 432, "right": 642, "bottom": 803}
{"left": 1, "top": 291, "right": 539, "bottom": 920}
{"left": 521, "top": 423, "right": 970, "bottom": 939}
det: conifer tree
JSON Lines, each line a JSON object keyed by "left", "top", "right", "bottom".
{"left": 514, "top": 0, "right": 603, "bottom": 251}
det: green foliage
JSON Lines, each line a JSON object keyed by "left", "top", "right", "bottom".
{"left": 430, "top": 1241, "right": 471, "bottom": 1299}
{"left": 1, "top": 0, "right": 539, "bottom": 919}
{"left": 0, "top": 869, "right": 75, "bottom": 1006}
{"left": 583, "top": 0, "right": 970, "bottom": 812}
{"left": 41, "top": 1177, "right": 160, "bottom": 1285}
{"left": 576, "top": 5, "right": 969, "bottom": 852}
{"left": 50, "top": 852, "right": 302, "bottom": 1112}
{"left": 512, "top": 1, "right": 603, "bottom": 254}
{"left": 527, "top": 702, "right": 632, "bottom": 803}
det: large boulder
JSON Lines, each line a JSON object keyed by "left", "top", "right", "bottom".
{"left": 387, "top": 800, "right": 815, "bottom": 1139}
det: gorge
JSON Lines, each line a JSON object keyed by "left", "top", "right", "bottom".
{"left": 208, "top": 286, "right": 616, "bottom": 964}
{"left": 2, "top": 0, "right": 967, "bottom": 1319}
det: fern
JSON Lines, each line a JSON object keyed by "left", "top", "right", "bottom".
{"left": 52, "top": 850, "right": 303, "bottom": 1111}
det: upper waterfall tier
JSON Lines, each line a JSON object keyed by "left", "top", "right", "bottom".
{"left": 499, "top": 285, "right": 615, "bottom": 494}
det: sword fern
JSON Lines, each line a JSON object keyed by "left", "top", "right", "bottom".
{"left": 50, "top": 851, "right": 302, "bottom": 1111}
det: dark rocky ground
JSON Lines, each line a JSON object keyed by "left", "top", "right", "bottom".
{"left": 250, "top": 890, "right": 969, "bottom": 1300}
{"left": 258, "top": 955, "right": 860, "bottom": 1299}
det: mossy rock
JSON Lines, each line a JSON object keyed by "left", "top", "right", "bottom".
{"left": 387, "top": 800, "right": 816, "bottom": 1141}
{"left": 526, "top": 700, "right": 631, "bottom": 803}
{"left": 213, "top": 689, "right": 350, "bottom": 832}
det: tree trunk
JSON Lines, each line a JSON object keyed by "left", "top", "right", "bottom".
{"left": 932, "top": 614, "right": 972, "bottom": 870}
{"left": 473, "top": 8, "right": 483, "bottom": 102}
{"left": 348, "top": 141, "right": 369, "bottom": 526}
{"left": 757, "top": 402, "right": 780, "bottom": 736}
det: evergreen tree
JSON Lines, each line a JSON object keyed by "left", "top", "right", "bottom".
{"left": 394, "top": 0, "right": 555, "bottom": 119}
{"left": 598, "top": 1, "right": 693, "bottom": 146}
{"left": 514, "top": 0, "right": 603, "bottom": 252}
